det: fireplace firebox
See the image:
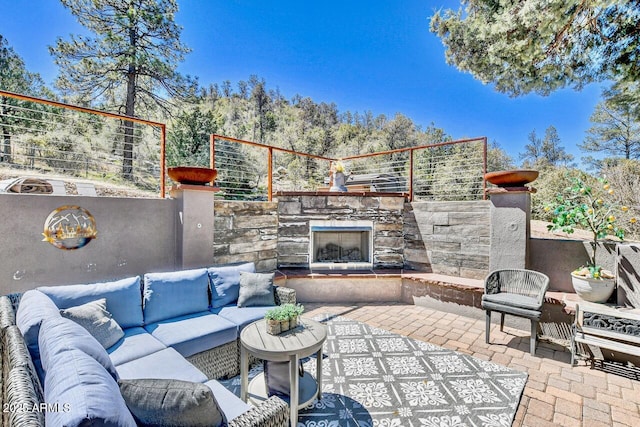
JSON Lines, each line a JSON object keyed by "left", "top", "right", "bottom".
{"left": 309, "top": 220, "right": 373, "bottom": 269}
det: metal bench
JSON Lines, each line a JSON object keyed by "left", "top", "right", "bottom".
{"left": 571, "top": 301, "right": 640, "bottom": 366}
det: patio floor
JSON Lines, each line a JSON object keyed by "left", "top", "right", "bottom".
{"left": 301, "top": 302, "right": 640, "bottom": 427}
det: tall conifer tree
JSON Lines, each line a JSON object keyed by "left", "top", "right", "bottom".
{"left": 50, "top": 0, "right": 195, "bottom": 179}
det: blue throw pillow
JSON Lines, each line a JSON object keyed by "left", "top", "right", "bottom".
{"left": 209, "top": 262, "right": 256, "bottom": 308}
{"left": 38, "top": 276, "right": 143, "bottom": 328}
{"left": 39, "top": 316, "right": 119, "bottom": 381}
{"left": 143, "top": 268, "right": 210, "bottom": 324}
{"left": 15, "top": 290, "right": 61, "bottom": 360}
{"left": 43, "top": 348, "right": 136, "bottom": 427}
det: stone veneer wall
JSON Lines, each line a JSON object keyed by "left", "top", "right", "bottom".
{"left": 277, "top": 194, "right": 406, "bottom": 268}
{"left": 410, "top": 201, "right": 490, "bottom": 279}
{"left": 213, "top": 201, "right": 278, "bottom": 272}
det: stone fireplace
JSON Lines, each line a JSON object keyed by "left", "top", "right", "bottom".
{"left": 309, "top": 220, "right": 373, "bottom": 269}
{"left": 277, "top": 193, "right": 406, "bottom": 270}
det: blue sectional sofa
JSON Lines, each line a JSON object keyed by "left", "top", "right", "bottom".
{"left": 0, "top": 262, "right": 295, "bottom": 427}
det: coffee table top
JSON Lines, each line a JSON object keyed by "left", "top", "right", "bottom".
{"left": 241, "top": 318, "right": 327, "bottom": 361}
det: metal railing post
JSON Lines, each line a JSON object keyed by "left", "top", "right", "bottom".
{"left": 268, "top": 147, "right": 273, "bottom": 201}
{"left": 160, "top": 123, "right": 166, "bottom": 198}
{"left": 482, "top": 137, "right": 488, "bottom": 200}
{"left": 409, "top": 149, "right": 414, "bottom": 202}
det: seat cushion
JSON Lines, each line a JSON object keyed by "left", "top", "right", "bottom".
{"left": 60, "top": 298, "right": 125, "bottom": 349}
{"left": 209, "top": 262, "right": 256, "bottom": 308}
{"left": 38, "top": 276, "right": 143, "bottom": 328}
{"left": 145, "top": 312, "right": 238, "bottom": 358}
{"left": 39, "top": 316, "right": 119, "bottom": 381}
{"left": 15, "top": 290, "right": 61, "bottom": 359}
{"left": 115, "top": 347, "right": 207, "bottom": 383}
{"left": 43, "top": 348, "right": 136, "bottom": 427}
{"left": 237, "top": 271, "right": 276, "bottom": 308}
{"left": 143, "top": 268, "right": 210, "bottom": 324}
{"left": 119, "top": 379, "right": 226, "bottom": 427}
{"left": 482, "top": 293, "right": 542, "bottom": 310}
{"left": 108, "top": 327, "right": 166, "bottom": 366}
{"left": 205, "top": 379, "right": 252, "bottom": 422}
{"left": 212, "top": 305, "right": 273, "bottom": 331}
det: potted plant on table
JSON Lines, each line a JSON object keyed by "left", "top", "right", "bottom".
{"left": 545, "top": 176, "right": 635, "bottom": 302}
{"left": 264, "top": 304, "right": 305, "bottom": 335}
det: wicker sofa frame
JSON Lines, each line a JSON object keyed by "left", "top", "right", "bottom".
{"left": 0, "top": 286, "right": 297, "bottom": 427}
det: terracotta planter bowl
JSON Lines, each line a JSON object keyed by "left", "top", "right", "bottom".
{"left": 168, "top": 167, "right": 217, "bottom": 185}
{"left": 485, "top": 170, "right": 539, "bottom": 187}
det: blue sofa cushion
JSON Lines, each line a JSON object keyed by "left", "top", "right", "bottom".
{"left": 205, "top": 379, "right": 252, "bottom": 422}
{"left": 119, "top": 379, "right": 226, "bottom": 427}
{"left": 43, "top": 348, "right": 136, "bottom": 427}
{"left": 38, "top": 276, "right": 143, "bottom": 328}
{"left": 212, "top": 305, "right": 273, "bottom": 331}
{"left": 115, "top": 348, "right": 207, "bottom": 383}
{"left": 145, "top": 312, "right": 237, "bottom": 358}
{"left": 237, "top": 271, "right": 276, "bottom": 307}
{"left": 61, "top": 298, "right": 125, "bottom": 349}
{"left": 15, "top": 290, "right": 61, "bottom": 359}
{"left": 39, "top": 316, "right": 119, "bottom": 381}
{"left": 209, "top": 262, "right": 256, "bottom": 308}
{"left": 108, "top": 327, "right": 166, "bottom": 366}
{"left": 143, "top": 268, "right": 209, "bottom": 324}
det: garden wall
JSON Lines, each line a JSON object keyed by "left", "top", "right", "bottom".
{"left": 0, "top": 193, "right": 177, "bottom": 294}
{"left": 410, "top": 201, "right": 491, "bottom": 279}
{"left": 213, "top": 200, "right": 278, "bottom": 272}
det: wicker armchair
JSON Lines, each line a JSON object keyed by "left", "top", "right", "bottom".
{"left": 482, "top": 269, "right": 549, "bottom": 356}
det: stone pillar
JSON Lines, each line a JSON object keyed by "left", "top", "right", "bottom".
{"left": 488, "top": 188, "right": 533, "bottom": 271}
{"left": 170, "top": 184, "right": 217, "bottom": 269}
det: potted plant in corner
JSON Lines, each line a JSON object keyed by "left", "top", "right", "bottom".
{"left": 545, "top": 176, "right": 635, "bottom": 302}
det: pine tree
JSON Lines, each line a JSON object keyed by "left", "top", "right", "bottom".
{"left": 0, "top": 35, "right": 47, "bottom": 163}
{"left": 580, "top": 89, "right": 640, "bottom": 160}
{"left": 50, "top": 0, "right": 195, "bottom": 180}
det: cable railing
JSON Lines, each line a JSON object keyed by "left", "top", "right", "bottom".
{"left": 210, "top": 135, "right": 487, "bottom": 201}
{"left": 0, "top": 91, "right": 485, "bottom": 200}
{"left": 0, "top": 90, "right": 166, "bottom": 197}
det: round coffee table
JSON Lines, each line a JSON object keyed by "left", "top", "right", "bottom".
{"left": 240, "top": 318, "right": 327, "bottom": 423}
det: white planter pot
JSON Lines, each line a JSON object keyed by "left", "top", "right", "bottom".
{"left": 570, "top": 273, "right": 615, "bottom": 303}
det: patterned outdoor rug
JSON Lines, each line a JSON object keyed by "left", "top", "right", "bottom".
{"left": 220, "top": 315, "right": 527, "bottom": 427}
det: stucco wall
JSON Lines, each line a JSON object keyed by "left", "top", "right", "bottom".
{"left": 0, "top": 193, "right": 176, "bottom": 294}
{"left": 529, "top": 238, "right": 617, "bottom": 293}
{"left": 213, "top": 200, "right": 278, "bottom": 272}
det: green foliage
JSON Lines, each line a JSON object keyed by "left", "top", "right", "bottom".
{"left": 545, "top": 175, "right": 632, "bottom": 276}
{"left": 430, "top": 1, "right": 640, "bottom": 96}
{"left": 167, "top": 108, "right": 219, "bottom": 167}
{"left": 264, "top": 304, "right": 304, "bottom": 321}
{"left": 51, "top": 0, "right": 196, "bottom": 179}
{"left": 0, "top": 35, "right": 49, "bottom": 163}
{"left": 519, "top": 126, "right": 573, "bottom": 169}
{"left": 486, "top": 140, "right": 515, "bottom": 172}
{"left": 579, "top": 87, "right": 640, "bottom": 161}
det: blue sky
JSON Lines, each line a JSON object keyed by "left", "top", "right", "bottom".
{"left": 1, "top": 0, "right": 604, "bottom": 166}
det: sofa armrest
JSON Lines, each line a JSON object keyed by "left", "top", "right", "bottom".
{"left": 3, "top": 326, "right": 45, "bottom": 427}
{"left": 228, "top": 396, "right": 289, "bottom": 427}
{"left": 0, "top": 295, "right": 16, "bottom": 330}
{"left": 274, "top": 286, "right": 296, "bottom": 305}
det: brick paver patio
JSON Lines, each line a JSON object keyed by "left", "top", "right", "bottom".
{"left": 303, "top": 302, "right": 640, "bottom": 427}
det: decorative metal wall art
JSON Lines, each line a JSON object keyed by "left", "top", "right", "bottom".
{"left": 42, "top": 205, "right": 97, "bottom": 250}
